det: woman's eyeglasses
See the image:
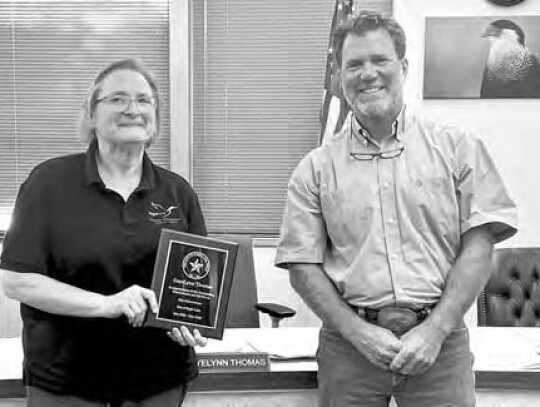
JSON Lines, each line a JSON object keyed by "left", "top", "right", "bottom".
{"left": 96, "top": 94, "right": 156, "bottom": 112}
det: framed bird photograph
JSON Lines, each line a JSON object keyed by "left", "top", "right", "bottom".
{"left": 423, "top": 16, "right": 540, "bottom": 99}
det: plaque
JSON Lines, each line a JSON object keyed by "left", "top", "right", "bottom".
{"left": 145, "top": 229, "right": 238, "bottom": 339}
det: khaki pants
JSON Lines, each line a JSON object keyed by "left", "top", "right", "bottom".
{"left": 317, "top": 326, "right": 475, "bottom": 407}
{"left": 26, "top": 384, "right": 187, "bottom": 407}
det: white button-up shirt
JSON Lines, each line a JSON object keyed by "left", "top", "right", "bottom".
{"left": 275, "top": 108, "right": 518, "bottom": 308}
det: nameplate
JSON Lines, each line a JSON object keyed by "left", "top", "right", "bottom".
{"left": 197, "top": 352, "right": 270, "bottom": 372}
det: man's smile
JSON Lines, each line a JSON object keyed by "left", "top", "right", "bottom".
{"left": 118, "top": 122, "right": 145, "bottom": 127}
{"left": 359, "top": 86, "right": 385, "bottom": 95}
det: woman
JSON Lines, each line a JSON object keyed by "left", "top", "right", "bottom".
{"left": 0, "top": 59, "right": 207, "bottom": 406}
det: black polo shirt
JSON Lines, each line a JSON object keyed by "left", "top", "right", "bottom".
{"left": 0, "top": 141, "right": 207, "bottom": 402}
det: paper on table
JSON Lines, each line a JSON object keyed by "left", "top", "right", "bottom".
{"left": 245, "top": 329, "right": 318, "bottom": 360}
{"left": 195, "top": 328, "right": 319, "bottom": 360}
{"left": 0, "top": 338, "right": 23, "bottom": 380}
{"left": 514, "top": 329, "right": 540, "bottom": 370}
{"left": 196, "top": 337, "right": 249, "bottom": 354}
{"left": 471, "top": 328, "right": 540, "bottom": 371}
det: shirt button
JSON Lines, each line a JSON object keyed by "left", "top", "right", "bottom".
{"left": 388, "top": 218, "right": 395, "bottom": 224}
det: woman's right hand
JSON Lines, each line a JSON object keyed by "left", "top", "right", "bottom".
{"left": 103, "top": 285, "right": 158, "bottom": 327}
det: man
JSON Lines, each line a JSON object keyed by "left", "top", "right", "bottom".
{"left": 275, "top": 11, "right": 517, "bottom": 407}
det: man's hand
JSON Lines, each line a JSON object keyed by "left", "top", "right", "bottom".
{"left": 168, "top": 326, "right": 208, "bottom": 347}
{"left": 351, "top": 323, "right": 404, "bottom": 371}
{"left": 102, "top": 285, "right": 158, "bottom": 327}
{"left": 288, "top": 264, "right": 404, "bottom": 370}
{"left": 389, "top": 322, "right": 447, "bottom": 376}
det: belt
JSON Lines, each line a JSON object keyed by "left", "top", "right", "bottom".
{"left": 353, "top": 304, "right": 436, "bottom": 336}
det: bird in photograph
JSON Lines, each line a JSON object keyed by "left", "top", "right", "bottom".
{"left": 480, "top": 19, "right": 540, "bottom": 98}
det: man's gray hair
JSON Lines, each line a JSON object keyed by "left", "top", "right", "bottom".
{"left": 333, "top": 10, "right": 407, "bottom": 67}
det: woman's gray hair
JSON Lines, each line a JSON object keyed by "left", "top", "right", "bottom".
{"left": 77, "top": 59, "right": 161, "bottom": 147}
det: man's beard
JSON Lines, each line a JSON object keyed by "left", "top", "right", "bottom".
{"left": 347, "top": 93, "right": 403, "bottom": 121}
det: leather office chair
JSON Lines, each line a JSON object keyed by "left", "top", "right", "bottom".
{"left": 219, "top": 235, "right": 296, "bottom": 328}
{"left": 477, "top": 247, "right": 540, "bottom": 327}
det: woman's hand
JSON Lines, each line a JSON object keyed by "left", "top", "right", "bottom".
{"left": 168, "top": 326, "right": 208, "bottom": 347}
{"left": 103, "top": 285, "right": 158, "bottom": 327}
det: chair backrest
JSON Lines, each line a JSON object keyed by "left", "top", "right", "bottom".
{"left": 217, "top": 234, "right": 260, "bottom": 329}
{"left": 477, "top": 247, "right": 540, "bottom": 327}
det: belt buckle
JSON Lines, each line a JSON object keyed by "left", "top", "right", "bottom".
{"left": 377, "top": 307, "right": 418, "bottom": 336}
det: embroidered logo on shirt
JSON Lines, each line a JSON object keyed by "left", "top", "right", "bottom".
{"left": 149, "top": 201, "right": 181, "bottom": 224}
{"left": 182, "top": 251, "right": 211, "bottom": 280}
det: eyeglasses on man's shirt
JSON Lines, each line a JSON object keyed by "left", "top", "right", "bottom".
{"left": 350, "top": 146, "right": 405, "bottom": 161}
{"left": 96, "top": 94, "right": 156, "bottom": 111}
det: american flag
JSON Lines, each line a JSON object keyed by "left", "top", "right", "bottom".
{"left": 319, "top": 0, "right": 354, "bottom": 144}
{"left": 319, "top": 0, "right": 392, "bottom": 144}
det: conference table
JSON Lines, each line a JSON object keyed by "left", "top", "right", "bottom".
{"left": 1, "top": 327, "right": 540, "bottom": 406}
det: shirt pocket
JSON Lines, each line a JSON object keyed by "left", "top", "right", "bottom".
{"left": 406, "top": 174, "right": 458, "bottom": 234}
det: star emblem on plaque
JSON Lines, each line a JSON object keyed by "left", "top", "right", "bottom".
{"left": 182, "top": 252, "right": 211, "bottom": 280}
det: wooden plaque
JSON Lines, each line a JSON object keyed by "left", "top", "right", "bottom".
{"left": 145, "top": 229, "right": 238, "bottom": 339}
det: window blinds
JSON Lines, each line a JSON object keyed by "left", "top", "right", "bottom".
{"left": 0, "top": 0, "right": 170, "bottom": 230}
{"left": 191, "top": 0, "right": 334, "bottom": 235}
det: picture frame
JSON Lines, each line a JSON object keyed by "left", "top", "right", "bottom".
{"left": 424, "top": 16, "right": 540, "bottom": 99}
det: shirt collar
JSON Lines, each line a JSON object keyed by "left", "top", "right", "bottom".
{"left": 84, "top": 139, "right": 156, "bottom": 191}
{"left": 351, "top": 105, "right": 407, "bottom": 149}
